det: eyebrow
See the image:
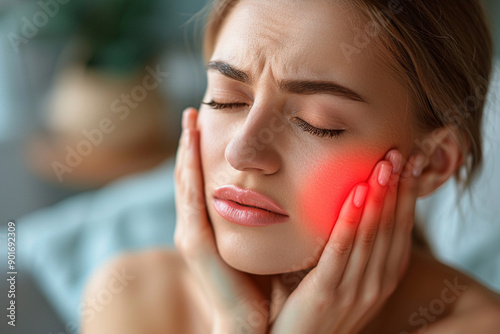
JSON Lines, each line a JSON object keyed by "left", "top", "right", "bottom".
{"left": 206, "top": 60, "right": 367, "bottom": 103}
{"left": 207, "top": 61, "right": 250, "bottom": 83}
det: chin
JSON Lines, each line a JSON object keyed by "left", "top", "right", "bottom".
{"left": 218, "top": 247, "right": 286, "bottom": 275}
{"left": 214, "top": 227, "right": 324, "bottom": 275}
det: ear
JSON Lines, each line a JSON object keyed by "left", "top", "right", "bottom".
{"left": 415, "top": 126, "right": 464, "bottom": 198}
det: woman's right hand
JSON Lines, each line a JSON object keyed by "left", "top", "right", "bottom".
{"left": 174, "top": 107, "right": 270, "bottom": 334}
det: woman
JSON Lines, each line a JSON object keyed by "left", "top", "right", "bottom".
{"left": 82, "top": 0, "right": 500, "bottom": 333}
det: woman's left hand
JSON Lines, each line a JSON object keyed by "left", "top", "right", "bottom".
{"left": 269, "top": 151, "right": 425, "bottom": 334}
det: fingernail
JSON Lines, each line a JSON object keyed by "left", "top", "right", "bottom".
{"left": 353, "top": 184, "right": 368, "bottom": 208}
{"left": 378, "top": 164, "right": 392, "bottom": 186}
{"left": 390, "top": 151, "right": 402, "bottom": 174}
{"left": 412, "top": 154, "right": 425, "bottom": 177}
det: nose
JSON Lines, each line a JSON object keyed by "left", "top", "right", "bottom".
{"left": 225, "top": 107, "right": 283, "bottom": 175}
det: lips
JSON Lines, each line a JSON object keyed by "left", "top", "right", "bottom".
{"left": 213, "top": 185, "right": 289, "bottom": 227}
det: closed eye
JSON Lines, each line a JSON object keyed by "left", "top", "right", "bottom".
{"left": 201, "top": 100, "right": 247, "bottom": 110}
{"left": 202, "top": 100, "right": 345, "bottom": 139}
{"left": 293, "top": 118, "right": 345, "bottom": 138}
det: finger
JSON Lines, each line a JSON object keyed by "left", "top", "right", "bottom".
{"left": 179, "top": 107, "right": 198, "bottom": 171}
{"left": 174, "top": 108, "right": 197, "bottom": 181}
{"left": 385, "top": 153, "right": 424, "bottom": 283}
{"left": 174, "top": 109, "right": 215, "bottom": 257}
{"left": 183, "top": 107, "right": 197, "bottom": 130}
{"left": 339, "top": 152, "right": 402, "bottom": 334}
{"left": 361, "top": 150, "right": 402, "bottom": 292}
{"left": 174, "top": 108, "right": 197, "bottom": 211}
{"left": 315, "top": 182, "right": 368, "bottom": 289}
{"left": 177, "top": 107, "right": 198, "bottom": 182}
{"left": 174, "top": 113, "right": 230, "bottom": 299}
{"left": 340, "top": 160, "right": 393, "bottom": 289}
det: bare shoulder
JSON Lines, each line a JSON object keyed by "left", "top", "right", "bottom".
{"left": 81, "top": 249, "right": 205, "bottom": 334}
{"left": 363, "top": 247, "right": 500, "bottom": 333}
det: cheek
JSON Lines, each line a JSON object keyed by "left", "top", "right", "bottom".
{"left": 297, "top": 155, "right": 377, "bottom": 237}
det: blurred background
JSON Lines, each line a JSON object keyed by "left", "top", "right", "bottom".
{"left": 0, "top": 0, "right": 207, "bottom": 209}
{"left": 0, "top": 0, "right": 207, "bottom": 332}
{"left": 0, "top": 0, "right": 499, "bottom": 333}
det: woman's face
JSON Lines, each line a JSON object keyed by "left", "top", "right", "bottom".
{"left": 198, "top": 0, "right": 416, "bottom": 274}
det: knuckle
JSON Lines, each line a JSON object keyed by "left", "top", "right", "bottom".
{"left": 329, "top": 239, "right": 353, "bottom": 257}
{"left": 370, "top": 191, "right": 386, "bottom": 206}
{"left": 186, "top": 186, "right": 206, "bottom": 210}
{"left": 176, "top": 239, "right": 193, "bottom": 258}
{"left": 174, "top": 233, "right": 195, "bottom": 257}
{"left": 177, "top": 201, "right": 193, "bottom": 219}
{"left": 339, "top": 289, "right": 357, "bottom": 310}
{"left": 362, "top": 283, "right": 382, "bottom": 307}
{"left": 341, "top": 211, "right": 360, "bottom": 225}
{"left": 185, "top": 153, "right": 196, "bottom": 169}
{"left": 312, "top": 292, "right": 334, "bottom": 315}
{"left": 173, "top": 232, "right": 185, "bottom": 251}
{"left": 174, "top": 227, "right": 209, "bottom": 259}
{"left": 358, "top": 225, "right": 378, "bottom": 245}
{"left": 379, "top": 217, "right": 395, "bottom": 235}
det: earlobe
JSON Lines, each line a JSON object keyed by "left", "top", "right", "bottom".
{"left": 416, "top": 127, "right": 464, "bottom": 198}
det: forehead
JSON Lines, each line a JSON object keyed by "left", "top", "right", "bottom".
{"left": 211, "top": 0, "right": 388, "bottom": 94}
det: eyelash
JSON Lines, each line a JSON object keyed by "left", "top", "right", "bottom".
{"left": 201, "top": 100, "right": 246, "bottom": 110}
{"left": 201, "top": 100, "right": 346, "bottom": 138}
{"left": 294, "top": 119, "right": 345, "bottom": 138}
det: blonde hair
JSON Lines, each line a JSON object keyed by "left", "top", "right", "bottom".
{"left": 203, "top": 0, "right": 493, "bottom": 189}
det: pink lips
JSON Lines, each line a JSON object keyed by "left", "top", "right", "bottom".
{"left": 213, "top": 185, "right": 289, "bottom": 227}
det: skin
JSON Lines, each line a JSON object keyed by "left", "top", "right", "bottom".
{"left": 81, "top": 0, "right": 500, "bottom": 333}
{"left": 199, "top": 0, "right": 415, "bottom": 275}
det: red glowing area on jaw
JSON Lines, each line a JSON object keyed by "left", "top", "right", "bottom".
{"left": 298, "top": 156, "right": 375, "bottom": 238}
